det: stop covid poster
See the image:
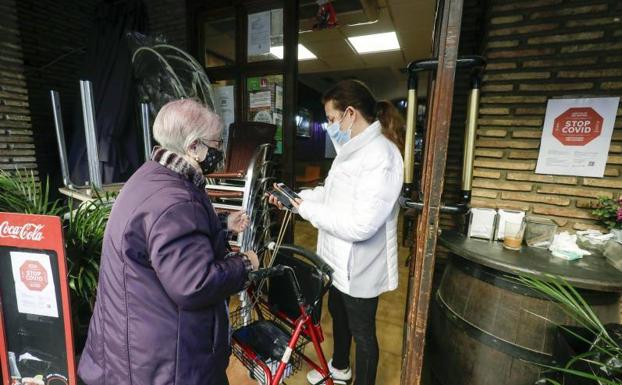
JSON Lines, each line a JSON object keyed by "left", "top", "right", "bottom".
{"left": 536, "top": 97, "right": 619, "bottom": 177}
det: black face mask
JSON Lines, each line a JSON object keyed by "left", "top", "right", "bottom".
{"left": 200, "top": 146, "right": 223, "bottom": 175}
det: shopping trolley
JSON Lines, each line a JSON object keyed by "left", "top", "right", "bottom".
{"left": 229, "top": 242, "right": 335, "bottom": 385}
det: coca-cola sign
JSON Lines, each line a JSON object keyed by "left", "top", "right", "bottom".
{"left": 0, "top": 221, "right": 44, "bottom": 241}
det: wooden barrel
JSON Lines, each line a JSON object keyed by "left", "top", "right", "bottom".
{"left": 427, "top": 255, "right": 621, "bottom": 385}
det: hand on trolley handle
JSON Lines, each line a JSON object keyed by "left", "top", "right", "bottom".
{"left": 244, "top": 250, "right": 260, "bottom": 271}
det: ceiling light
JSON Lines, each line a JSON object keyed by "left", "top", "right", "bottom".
{"left": 270, "top": 44, "right": 317, "bottom": 60}
{"left": 347, "top": 19, "right": 379, "bottom": 27}
{"left": 297, "top": 44, "right": 317, "bottom": 60}
{"left": 347, "top": 32, "right": 400, "bottom": 54}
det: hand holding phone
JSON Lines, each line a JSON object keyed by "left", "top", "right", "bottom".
{"left": 268, "top": 189, "right": 295, "bottom": 210}
{"left": 274, "top": 182, "right": 300, "bottom": 201}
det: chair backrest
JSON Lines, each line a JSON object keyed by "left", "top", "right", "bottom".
{"left": 225, "top": 121, "right": 276, "bottom": 174}
{"left": 267, "top": 250, "right": 324, "bottom": 324}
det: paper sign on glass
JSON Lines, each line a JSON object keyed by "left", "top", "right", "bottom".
{"left": 10, "top": 251, "right": 59, "bottom": 318}
{"left": 249, "top": 91, "right": 272, "bottom": 109}
{"left": 536, "top": 97, "right": 619, "bottom": 177}
{"left": 214, "top": 85, "right": 235, "bottom": 150}
{"left": 248, "top": 11, "right": 271, "bottom": 56}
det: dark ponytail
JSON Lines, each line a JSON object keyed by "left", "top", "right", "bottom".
{"left": 376, "top": 100, "right": 405, "bottom": 155}
{"left": 322, "top": 79, "right": 405, "bottom": 154}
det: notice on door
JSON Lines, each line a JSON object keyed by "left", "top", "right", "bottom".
{"left": 248, "top": 11, "right": 271, "bottom": 56}
{"left": 10, "top": 251, "right": 59, "bottom": 318}
{"left": 536, "top": 97, "right": 619, "bottom": 177}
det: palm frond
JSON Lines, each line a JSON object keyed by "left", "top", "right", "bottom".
{"left": 64, "top": 194, "right": 112, "bottom": 312}
{"left": 0, "top": 169, "right": 62, "bottom": 216}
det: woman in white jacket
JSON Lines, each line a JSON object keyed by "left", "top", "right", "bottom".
{"left": 271, "top": 80, "right": 404, "bottom": 385}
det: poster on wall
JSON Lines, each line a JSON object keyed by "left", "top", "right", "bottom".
{"left": 535, "top": 97, "right": 620, "bottom": 177}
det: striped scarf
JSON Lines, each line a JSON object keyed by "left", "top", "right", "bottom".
{"left": 151, "top": 146, "right": 206, "bottom": 189}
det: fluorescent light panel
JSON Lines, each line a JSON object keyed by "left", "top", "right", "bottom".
{"left": 347, "top": 32, "right": 400, "bottom": 54}
{"left": 270, "top": 44, "right": 317, "bottom": 60}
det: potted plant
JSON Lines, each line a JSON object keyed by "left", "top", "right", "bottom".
{"left": 592, "top": 196, "right": 622, "bottom": 242}
{"left": 518, "top": 274, "right": 622, "bottom": 385}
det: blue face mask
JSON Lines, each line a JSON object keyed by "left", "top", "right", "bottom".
{"left": 325, "top": 111, "right": 353, "bottom": 145}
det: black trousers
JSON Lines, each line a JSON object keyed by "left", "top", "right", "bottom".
{"left": 328, "top": 287, "right": 379, "bottom": 385}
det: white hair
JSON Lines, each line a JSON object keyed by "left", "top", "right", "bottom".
{"left": 153, "top": 99, "right": 223, "bottom": 154}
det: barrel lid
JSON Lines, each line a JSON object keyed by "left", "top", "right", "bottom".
{"left": 439, "top": 230, "right": 622, "bottom": 292}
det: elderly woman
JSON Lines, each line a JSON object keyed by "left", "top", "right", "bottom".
{"left": 78, "top": 99, "right": 259, "bottom": 385}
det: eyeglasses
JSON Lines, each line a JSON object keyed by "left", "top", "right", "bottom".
{"left": 199, "top": 138, "right": 223, "bottom": 148}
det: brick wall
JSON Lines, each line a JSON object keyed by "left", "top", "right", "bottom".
{"left": 145, "top": 0, "right": 188, "bottom": 50}
{"left": 472, "top": 0, "right": 622, "bottom": 231}
{"left": 0, "top": 0, "right": 36, "bottom": 174}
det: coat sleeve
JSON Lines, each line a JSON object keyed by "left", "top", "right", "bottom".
{"left": 147, "top": 200, "right": 249, "bottom": 310}
{"left": 298, "top": 154, "right": 403, "bottom": 243}
{"left": 297, "top": 185, "right": 326, "bottom": 202}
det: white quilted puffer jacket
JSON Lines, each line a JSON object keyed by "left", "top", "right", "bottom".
{"left": 298, "top": 120, "right": 403, "bottom": 298}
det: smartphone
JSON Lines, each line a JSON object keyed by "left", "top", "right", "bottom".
{"left": 274, "top": 182, "right": 300, "bottom": 201}
{"left": 269, "top": 189, "right": 295, "bottom": 210}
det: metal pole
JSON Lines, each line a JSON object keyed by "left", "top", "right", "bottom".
{"left": 403, "top": 73, "right": 418, "bottom": 196}
{"left": 141, "top": 103, "right": 153, "bottom": 162}
{"left": 79, "top": 80, "right": 102, "bottom": 190}
{"left": 50, "top": 90, "right": 74, "bottom": 188}
{"left": 461, "top": 75, "right": 481, "bottom": 202}
{"left": 400, "top": 0, "right": 464, "bottom": 383}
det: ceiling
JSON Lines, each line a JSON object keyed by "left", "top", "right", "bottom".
{"left": 298, "top": 0, "right": 437, "bottom": 101}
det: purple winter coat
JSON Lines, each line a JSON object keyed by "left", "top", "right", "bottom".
{"left": 78, "top": 161, "right": 249, "bottom": 385}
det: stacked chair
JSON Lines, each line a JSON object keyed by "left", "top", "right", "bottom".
{"left": 205, "top": 122, "right": 277, "bottom": 253}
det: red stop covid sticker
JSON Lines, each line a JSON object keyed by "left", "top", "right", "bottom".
{"left": 552, "top": 107, "right": 603, "bottom": 146}
{"left": 19, "top": 260, "right": 48, "bottom": 291}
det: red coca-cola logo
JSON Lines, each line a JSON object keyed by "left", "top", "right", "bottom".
{"left": 20, "top": 260, "right": 48, "bottom": 291}
{"left": 0, "top": 221, "right": 45, "bottom": 241}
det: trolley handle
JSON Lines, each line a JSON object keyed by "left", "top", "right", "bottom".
{"left": 264, "top": 243, "right": 333, "bottom": 313}
{"left": 248, "top": 265, "right": 286, "bottom": 281}
{"left": 249, "top": 265, "right": 308, "bottom": 306}
{"left": 275, "top": 244, "right": 334, "bottom": 277}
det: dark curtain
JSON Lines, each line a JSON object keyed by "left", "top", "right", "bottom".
{"left": 69, "top": 0, "right": 147, "bottom": 184}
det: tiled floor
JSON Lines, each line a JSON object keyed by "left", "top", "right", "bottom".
{"left": 226, "top": 219, "right": 411, "bottom": 385}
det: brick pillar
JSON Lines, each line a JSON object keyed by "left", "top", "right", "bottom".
{"left": 472, "top": 0, "right": 622, "bottom": 231}
{"left": 0, "top": 0, "right": 37, "bottom": 174}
